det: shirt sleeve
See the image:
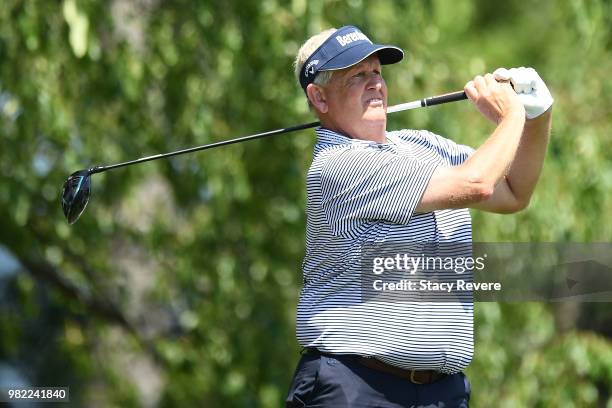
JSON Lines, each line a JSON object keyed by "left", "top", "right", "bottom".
{"left": 416, "top": 130, "right": 475, "bottom": 165}
{"left": 319, "top": 147, "right": 438, "bottom": 239}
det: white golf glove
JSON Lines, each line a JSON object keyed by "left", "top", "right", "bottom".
{"left": 493, "top": 67, "right": 553, "bottom": 119}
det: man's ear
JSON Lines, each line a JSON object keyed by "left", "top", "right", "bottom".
{"left": 306, "top": 84, "right": 328, "bottom": 114}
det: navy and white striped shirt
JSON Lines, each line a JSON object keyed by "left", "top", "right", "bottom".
{"left": 296, "top": 127, "right": 475, "bottom": 374}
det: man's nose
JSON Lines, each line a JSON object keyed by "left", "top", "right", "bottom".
{"left": 367, "top": 74, "right": 383, "bottom": 90}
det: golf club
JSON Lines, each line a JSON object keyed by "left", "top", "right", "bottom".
{"left": 61, "top": 90, "right": 467, "bottom": 224}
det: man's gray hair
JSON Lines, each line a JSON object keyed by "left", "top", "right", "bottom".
{"left": 294, "top": 28, "right": 336, "bottom": 91}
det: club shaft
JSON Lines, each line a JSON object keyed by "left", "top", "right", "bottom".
{"left": 90, "top": 121, "right": 319, "bottom": 174}
{"left": 387, "top": 90, "right": 467, "bottom": 113}
{"left": 90, "top": 90, "right": 467, "bottom": 175}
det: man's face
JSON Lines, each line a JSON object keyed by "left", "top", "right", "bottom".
{"left": 322, "top": 55, "right": 388, "bottom": 139}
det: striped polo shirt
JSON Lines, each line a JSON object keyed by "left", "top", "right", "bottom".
{"left": 296, "top": 127, "right": 475, "bottom": 374}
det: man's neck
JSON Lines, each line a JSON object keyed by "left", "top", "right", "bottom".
{"left": 319, "top": 117, "right": 386, "bottom": 143}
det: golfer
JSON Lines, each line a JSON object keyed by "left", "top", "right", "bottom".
{"left": 286, "top": 25, "right": 553, "bottom": 407}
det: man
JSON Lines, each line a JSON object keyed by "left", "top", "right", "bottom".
{"left": 286, "top": 25, "right": 553, "bottom": 407}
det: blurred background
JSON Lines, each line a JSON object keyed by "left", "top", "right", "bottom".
{"left": 1, "top": 0, "right": 611, "bottom": 406}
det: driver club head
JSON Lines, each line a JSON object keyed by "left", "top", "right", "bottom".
{"left": 61, "top": 169, "right": 92, "bottom": 224}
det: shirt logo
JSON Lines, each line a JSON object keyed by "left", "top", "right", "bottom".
{"left": 304, "top": 59, "right": 319, "bottom": 78}
{"left": 336, "top": 30, "right": 372, "bottom": 47}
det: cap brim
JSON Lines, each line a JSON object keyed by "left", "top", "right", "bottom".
{"left": 318, "top": 43, "right": 404, "bottom": 72}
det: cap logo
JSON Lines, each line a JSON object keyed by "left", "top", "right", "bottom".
{"left": 335, "top": 30, "right": 372, "bottom": 47}
{"left": 304, "top": 59, "right": 319, "bottom": 78}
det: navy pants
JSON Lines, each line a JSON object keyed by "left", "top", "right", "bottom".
{"left": 286, "top": 352, "right": 471, "bottom": 408}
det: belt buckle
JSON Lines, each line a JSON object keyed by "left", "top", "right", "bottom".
{"left": 409, "top": 370, "right": 423, "bottom": 385}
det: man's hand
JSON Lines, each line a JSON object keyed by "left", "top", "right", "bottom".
{"left": 464, "top": 73, "right": 525, "bottom": 124}
{"left": 493, "top": 67, "right": 554, "bottom": 120}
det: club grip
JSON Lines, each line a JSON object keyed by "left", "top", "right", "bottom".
{"left": 424, "top": 91, "right": 467, "bottom": 107}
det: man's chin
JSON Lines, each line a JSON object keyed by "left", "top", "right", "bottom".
{"left": 362, "top": 110, "right": 387, "bottom": 123}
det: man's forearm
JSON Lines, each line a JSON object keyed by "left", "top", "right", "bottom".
{"left": 461, "top": 108, "right": 526, "bottom": 189}
{"left": 505, "top": 108, "right": 552, "bottom": 207}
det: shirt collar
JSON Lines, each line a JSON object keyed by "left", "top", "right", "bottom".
{"left": 315, "top": 127, "right": 396, "bottom": 147}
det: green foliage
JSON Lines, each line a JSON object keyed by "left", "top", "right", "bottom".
{"left": 1, "top": 0, "right": 610, "bottom": 406}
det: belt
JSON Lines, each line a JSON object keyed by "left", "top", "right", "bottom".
{"left": 305, "top": 348, "right": 446, "bottom": 385}
{"left": 355, "top": 356, "right": 446, "bottom": 384}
